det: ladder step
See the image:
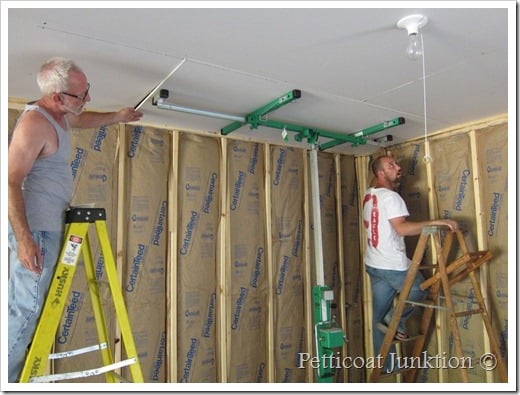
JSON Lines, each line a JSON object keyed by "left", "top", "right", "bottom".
{"left": 49, "top": 342, "right": 108, "bottom": 360}
{"left": 29, "top": 358, "right": 138, "bottom": 383}
{"left": 454, "top": 308, "right": 483, "bottom": 317}
{"left": 405, "top": 299, "right": 447, "bottom": 310}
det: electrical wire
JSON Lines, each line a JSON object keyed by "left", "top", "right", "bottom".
{"left": 420, "top": 33, "right": 432, "bottom": 163}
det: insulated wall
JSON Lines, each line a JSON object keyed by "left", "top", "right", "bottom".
{"left": 176, "top": 133, "right": 220, "bottom": 382}
{"left": 270, "top": 146, "right": 307, "bottom": 383}
{"left": 227, "top": 141, "right": 268, "bottom": 382}
{"left": 7, "top": 103, "right": 506, "bottom": 384}
{"left": 429, "top": 133, "right": 485, "bottom": 383}
{"left": 122, "top": 125, "right": 170, "bottom": 381}
{"left": 340, "top": 155, "right": 365, "bottom": 383}
{"left": 475, "top": 124, "right": 508, "bottom": 366}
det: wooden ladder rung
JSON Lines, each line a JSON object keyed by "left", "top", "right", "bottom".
{"left": 405, "top": 299, "right": 447, "bottom": 310}
{"left": 420, "top": 254, "right": 471, "bottom": 290}
{"left": 454, "top": 308, "right": 484, "bottom": 318}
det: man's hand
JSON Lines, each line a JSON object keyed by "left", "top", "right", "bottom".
{"left": 116, "top": 107, "right": 143, "bottom": 123}
{"left": 17, "top": 236, "right": 43, "bottom": 274}
{"left": 442, "top": 219, "right": 459, "bottom": 232}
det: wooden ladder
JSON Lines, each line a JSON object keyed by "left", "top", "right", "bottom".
{"left": 369, "top": 226, "right": 507, "bottom": 383}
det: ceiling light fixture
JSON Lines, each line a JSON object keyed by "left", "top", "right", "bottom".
{"left": 397, "top": 14, "right": 433, "bottom": 163}
{"left": 397, "top": 14, "right": 428, "bottom": 60}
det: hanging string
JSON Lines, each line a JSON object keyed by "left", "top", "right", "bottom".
{"left": 420, "top": 32, "right": 432, "bottom": 163}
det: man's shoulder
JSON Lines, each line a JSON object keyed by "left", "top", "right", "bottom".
{"left": 365, "top": 187, "right": 398, "bottom": 197}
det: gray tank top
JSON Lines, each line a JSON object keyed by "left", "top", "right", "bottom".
{"left": 19, "top": 104, "right": 73, "bottom": 232}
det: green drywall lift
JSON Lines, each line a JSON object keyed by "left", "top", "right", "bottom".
{"left": 155, "top": 88, "right": 405, "bottom": 382}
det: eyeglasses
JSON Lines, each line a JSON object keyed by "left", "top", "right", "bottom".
{"left": 60, "top": 83, "right": 90, "bottom": 101}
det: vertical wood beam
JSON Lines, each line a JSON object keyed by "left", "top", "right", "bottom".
{"left": 334, "top": 154, "right": 348, "bottom": 382}
{"left": 115, "top": 123, "right": 126, "bottom": 367}
{"left": 167, "top": 130, "right": 179, "bottom": 382}
{"left": 469, "top": 129, "right": 493, "bottom": 383}
{"left": 302, "top": 150, "right": 314, "bottom": 383}
{"left": 264, "top": 143, "right": 275, "bottom": 382}
{"left": 218, "top": 138, "right": 229, "bottom": 382}
{"left": 354, "top": 155, "right": 372, "bottom": 379}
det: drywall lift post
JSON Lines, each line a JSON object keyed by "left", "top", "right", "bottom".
{"left": 305, "top": 130, "right": 346, "bottom": 383}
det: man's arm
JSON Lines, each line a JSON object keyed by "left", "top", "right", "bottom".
{"left": 68, "top": 107, "right": 142, "bottom": 129}
{"left": 8, "top": 114, "right": 49, "bottom": 273}
{"left": 390, "top": 216, "right": 458, "bottom": 237}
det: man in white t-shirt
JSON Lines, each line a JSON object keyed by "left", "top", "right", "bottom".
{"left": 362, "top": 155, "right": 458, "bottom": 372}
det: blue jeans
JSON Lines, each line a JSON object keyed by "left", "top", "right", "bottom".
{"left": 366, "top": 265, "right": 427, "bottom": 372}
{"left": 8, "top": 228, "right": 63, "bottom": 383}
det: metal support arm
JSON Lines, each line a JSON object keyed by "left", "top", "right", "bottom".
{"left": 154, "top": 88, "right": 405, "bottom": 150}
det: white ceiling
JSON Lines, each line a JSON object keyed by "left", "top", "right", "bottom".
{"left": 5, "top": 3, "right": 513, "bottom": 155}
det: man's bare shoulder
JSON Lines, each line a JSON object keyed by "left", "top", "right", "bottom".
{"left": 10, "top": 109, "right": 60, "bottom": 157}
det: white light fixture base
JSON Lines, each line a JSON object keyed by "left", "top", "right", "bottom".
{"left": 397, "top": 14, "right": 428, "bottom": 36}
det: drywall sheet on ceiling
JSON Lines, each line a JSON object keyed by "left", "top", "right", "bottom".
{"left": 227, "top": 141, "right": 268, "bottom": 382}
{"left": 430, "top": 134, "right": 486, "bottom": 382}
{"left": 270, "top": 146, "right": 307, "bottom": 383}
{"left": 122, "top": 125, "right": 170, "bottom": 382}
{"left": 53, "top": 124, "right": 120, "bottom": 382}
{"left": 476, "top": 124, "right": 508, "bottom": 366}
{"left": 340, "top": 155, "right": 365, "bottom": 383}
{"left": 177, "top": 133, "right": 220, "bottom": 382}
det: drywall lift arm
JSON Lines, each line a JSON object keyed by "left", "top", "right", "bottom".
{"left": 220, "top": 89, "right": 405, "bottom": 150}
{"left": 318, "top": 117, "right": 405, "bottom": 150}
{"left": 221, "top": 89, "right": 302, "bottom": 135}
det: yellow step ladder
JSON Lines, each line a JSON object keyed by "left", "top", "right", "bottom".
{"left": 369, "top": 226, "right": 507, "bottom": 383}
{"left": 20, "top": 207, "right": 144, "bottom": 383}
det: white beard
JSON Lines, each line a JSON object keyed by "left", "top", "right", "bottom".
{"left": 62, "top": 102, "right": 84, "bottom": 116}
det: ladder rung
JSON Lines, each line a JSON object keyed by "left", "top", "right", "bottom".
{"left": 405, "top": 299, "right": 447, "bottom": 310}
{"left": 454, "top": 308, "right": 483, "bottom": 317}
{"left": 29, "top": 357, "right": 138, "bottom": 383}
{"left": 49, "top": 342, "right": 108, "bottom": 360}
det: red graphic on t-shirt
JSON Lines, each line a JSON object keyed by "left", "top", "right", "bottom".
{"left": 370, "top": 195, "right": 379, "bottom": 247}
{"left": 363, "top": 194, "right": 379, "bottom": 247}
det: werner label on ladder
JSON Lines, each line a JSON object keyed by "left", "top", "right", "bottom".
{"left": 19, "top": 207, "right": 144, "bottom": 383}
